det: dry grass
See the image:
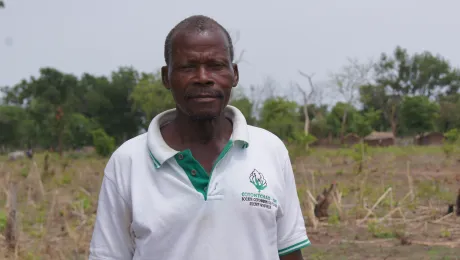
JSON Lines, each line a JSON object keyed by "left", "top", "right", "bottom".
{"left": 294, "top": 144, "right": 460, "bottom": 259}
{"left": 0, "top": 153, "right": 104, "bottom": 259}
{"left": 0, "top": 145, "right": 459, "bottom": 259}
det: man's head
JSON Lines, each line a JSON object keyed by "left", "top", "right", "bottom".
{"left": 161, "top": 15, "right": 239, "bottom": 121}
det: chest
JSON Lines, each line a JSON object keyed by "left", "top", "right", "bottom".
{"left": 129, "top": 152, "right": 285, "bottom": 241}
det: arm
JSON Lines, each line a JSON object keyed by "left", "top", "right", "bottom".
{"left": 277, "top": 154, "right": 311, "bottom": 259}
{"left": 280, "top": 250, "right": 303, "bottom": 260}
{"left": 89, "top": 171, "right": 134, "bottom": 259}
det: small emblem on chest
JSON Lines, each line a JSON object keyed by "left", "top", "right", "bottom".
{"left": 249, "top": 169, "right": 267, "bottom": 192}
{"left": 241, "top": 169, "right": 278, "bottom": 209}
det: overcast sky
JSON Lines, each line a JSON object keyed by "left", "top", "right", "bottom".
{"left": 1, "top": 0, "right": 460, "bottom": 104}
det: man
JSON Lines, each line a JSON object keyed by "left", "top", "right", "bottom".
{"left": 89, "top": 15, "right": 310, "bottom": 260}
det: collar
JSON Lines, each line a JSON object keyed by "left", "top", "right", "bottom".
{"left": 147, "top": 105, "right": 250, "bottom": 169}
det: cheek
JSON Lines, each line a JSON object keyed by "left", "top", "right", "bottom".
{"left": 214, "top": 72, "right": 235, "bottom": 87}
{"left": 170, "top": 89, "right": 183, "bottom": 103}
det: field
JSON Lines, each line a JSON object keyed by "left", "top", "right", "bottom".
{"left": 0, "top": 145, "right": 459, "bottom": 259}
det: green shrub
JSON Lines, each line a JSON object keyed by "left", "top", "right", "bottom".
{"left": 91, "top": 128, "right": 115, "bottom": 157}
{"left": 444, "top": 128, "right": 460, "bottom": 144}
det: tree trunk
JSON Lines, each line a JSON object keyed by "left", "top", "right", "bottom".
{"left": 56, "top": 106, "right": 64, "bottom": 158}
{"left": 303, "top": 105, "right": 310, "bottom": 135}
{"left": 456, "top": 188, "right": 460, "bottom": 216}
{"left": 314, "top": 183, "right": 337, "bottom": 219}
{"left": 303, "top": 105, "right": 310, "bottom": 150}
{"left": 58, "top": 127, "right": 63, "bottom": 158}
{"left": 340, "top": 109, "right": 348, "bottom": 144}
{"left": 390, "top": 105, "right": 398, "bottom": 137}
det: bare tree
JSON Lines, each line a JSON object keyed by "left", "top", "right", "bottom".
{"left": 293, "top": 71, "right": 321, "bottom": 136}
{"left": 330, "top": 57, "right": 374, "bottom": 142}
{"left": 230, "top": 30, "right": 247, "bottom": 64}
{"left": 250, "top": 76, "right": 278, "bottom": 119}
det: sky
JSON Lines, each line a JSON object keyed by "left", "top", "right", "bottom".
{"left": 1, "top": 0, "right": 460, "bottom": 104}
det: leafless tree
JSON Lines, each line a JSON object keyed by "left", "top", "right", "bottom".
{"left": 292, "top": 71, "right": 322, "bottom": 136}
{"left": 330, "top": 57, "right": 374, "bottom": 142}
{"left": 250, "top": 76, "right": 278, "bottom": 118}
{"left": 230, "top": 30, "right": 247, "bottom": 64}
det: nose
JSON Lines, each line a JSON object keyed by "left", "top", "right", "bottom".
{"left": 194, "top": 65, "right": 214, "bottom": 87}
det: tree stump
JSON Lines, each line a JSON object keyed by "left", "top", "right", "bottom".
{"left": 314, "top": 183, "right": 337, "bottom": 219}
{"left": 456, "top": 188, "right": 460, "bottom": 216}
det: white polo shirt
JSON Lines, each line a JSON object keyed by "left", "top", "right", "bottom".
{"left": 89, "top": 105, "right": 310, "bottom": 260}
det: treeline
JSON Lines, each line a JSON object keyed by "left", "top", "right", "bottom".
{"left": 1, "top": 46, "right": 460, "bottom": 154}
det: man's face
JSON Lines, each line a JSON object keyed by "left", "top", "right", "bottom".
{"left": 161, "top": 29, "right": 239, "bottom": 121}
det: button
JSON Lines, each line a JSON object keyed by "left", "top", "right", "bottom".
{"left": 204, "top": 186, "right": 208, "bottom": 192}
{"left": 191, "top": 169, "right": 197, "bottom": 176}
{"left": 177, "top": 154, "right": 184, "bottom": 160}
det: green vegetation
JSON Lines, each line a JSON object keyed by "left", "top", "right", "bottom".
{"left": 1, "top": 45, "right": 460, "bottom": 259}
{"left": 1, "top": 46, "right": 460, "bottom": 155}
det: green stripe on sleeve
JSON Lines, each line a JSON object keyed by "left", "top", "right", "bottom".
{"left": 278, "top": 238, "right": 311, "bottom": 256}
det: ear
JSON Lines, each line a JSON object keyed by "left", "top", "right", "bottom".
{"left": 232, "top": 63, "right": 239, "bottom": 87}
{"left": 161, "top": 66, "right": 170, "bottom": 90}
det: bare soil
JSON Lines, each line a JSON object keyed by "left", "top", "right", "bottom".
{"left": 0, "top": 145, "right": 459, "bottom": 259}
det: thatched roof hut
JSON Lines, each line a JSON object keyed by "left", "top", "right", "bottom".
{"left": 364, "top": 131, "right": 395, "bottom": 147}
{"left": 343, "top": 133, "right": 361, "bottom": 146}
{"left": 414, "top": 132, "right": 444, "bottom": 145}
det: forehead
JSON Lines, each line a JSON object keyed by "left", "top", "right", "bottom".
{"left": 171, "top": 30, "right": 230, "bottom": 59}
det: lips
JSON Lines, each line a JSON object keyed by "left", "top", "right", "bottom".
{"left": 189, "top": 95, "right": 220, "bottom": 102}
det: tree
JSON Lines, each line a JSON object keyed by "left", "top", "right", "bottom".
{"left": 88, "top": 67, "right": 143, "bottom": 143}
{"left": 130, "top": 71, "right": 175, "bottom": 128}
{"left": 437, "top": 94, "right": 460, "bottom": 132}
{"left": 410, "top": 52, "right": 460, "bottom": 97}
{"left": 293, "top": 71, "right": 319, "bottom": 137}
{"left": 326, "top": 102, "right": 358, "bottom": 138}
{"left": 373, "top": 46, "right": 460, "bottom": 136}
{"left": 352, "top": 109, "right": 382, "bottom": 138}
{"left": 331, "top": 57, "right": 373, "bottom": 142}
{"left": 229, "top": 30, "right": 247, "bottom": 64}
{"left": 5, "top": 68, "right": 80, "bottom": 155}
{"left": 259, "top": 98, "right": 302, "bottom": 141}
{"left": 400, "top": 96, "right": 439, "bottom": 135}
{"left": 230, "top": 90, "right": 256, "bottom": 125}
{"left": 0, "top": 105, "right": 28, "bottom": 149}
{"left": 249, "top": 76, "right": 278, "bottom": 119}
{"left": 65, "top": 113, "right": 100, "bottom": 149}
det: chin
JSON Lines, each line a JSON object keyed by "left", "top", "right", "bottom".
{"left": 179, "top": 103, "right": 226, "bottom": 121}
{"left": 188, "top": 108, "right": 222, "bottom": 121}
{"left": 189, "top": 114, "right": 218, "bottom": 121}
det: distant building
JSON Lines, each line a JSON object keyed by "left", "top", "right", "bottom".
{"left": 414, "top": 132, "right": 445, "bottom": 146}
{"left": 364, "top": 131, "right": 395, "bottom": 147}
{"left": 343, "top": 133, "right": 361, "bottom": 146}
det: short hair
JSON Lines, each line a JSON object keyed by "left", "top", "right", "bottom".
{"left": 164, "top": 15, "right": 234, "bottom": 65}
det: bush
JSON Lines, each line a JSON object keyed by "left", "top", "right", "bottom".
{"left": 442, "top": 128, "right": 460, "bottom": 158}
{"left": 444, "top": 128, "right": 460, "bottom": 144}
{"left": 91, "top": 128, "right": 115, "bottom": 157}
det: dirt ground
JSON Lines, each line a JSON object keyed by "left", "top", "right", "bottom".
{"left": 0, "top": 145, "right": 459, "bottom": 259}
{"left": 295, "top": 145, "right": 460, "bottom": 259}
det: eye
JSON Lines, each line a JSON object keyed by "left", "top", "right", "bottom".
{"left": 209, "top": 63, "right": 225, "bottom": 70}
{"left": 178, "top": 64, "right": 195, "bottom": 72}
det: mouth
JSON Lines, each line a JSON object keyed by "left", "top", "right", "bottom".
{"left": 188, "top": 95, "right": 221, "bottom": 102}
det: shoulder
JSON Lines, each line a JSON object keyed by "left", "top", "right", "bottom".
{"left": 100, "top": 133, "right": 148, "bottom": 204}
{"left": 105, "top": 133, "right": 148, "bottom": 175}
{"left": 246, "top": 125, "right": 289, "bottom": 163}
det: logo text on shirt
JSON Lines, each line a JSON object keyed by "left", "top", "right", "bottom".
{"left": 241, "top": 169, "right": 278, "bottom": 209}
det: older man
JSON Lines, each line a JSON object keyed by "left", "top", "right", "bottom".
{"left": 89, "top": 15, "right": 310, "bottom": 260}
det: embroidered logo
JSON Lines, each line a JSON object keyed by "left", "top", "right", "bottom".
{"left": 241, "top": 169, "right": 277, "bottom": 210}
{"left": 249, "top": 169, "right": 267, "bottom": 192}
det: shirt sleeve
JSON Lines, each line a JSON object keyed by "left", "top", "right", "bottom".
{"left": 277, "top": 154, "right": 311, "bottom": 256}
{"left": 89, "top": 167, "right": 134, "bottom": 259}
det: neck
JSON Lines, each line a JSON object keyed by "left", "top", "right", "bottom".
{"left": 173, "top": 110, "right": 231, "bottom": 145}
